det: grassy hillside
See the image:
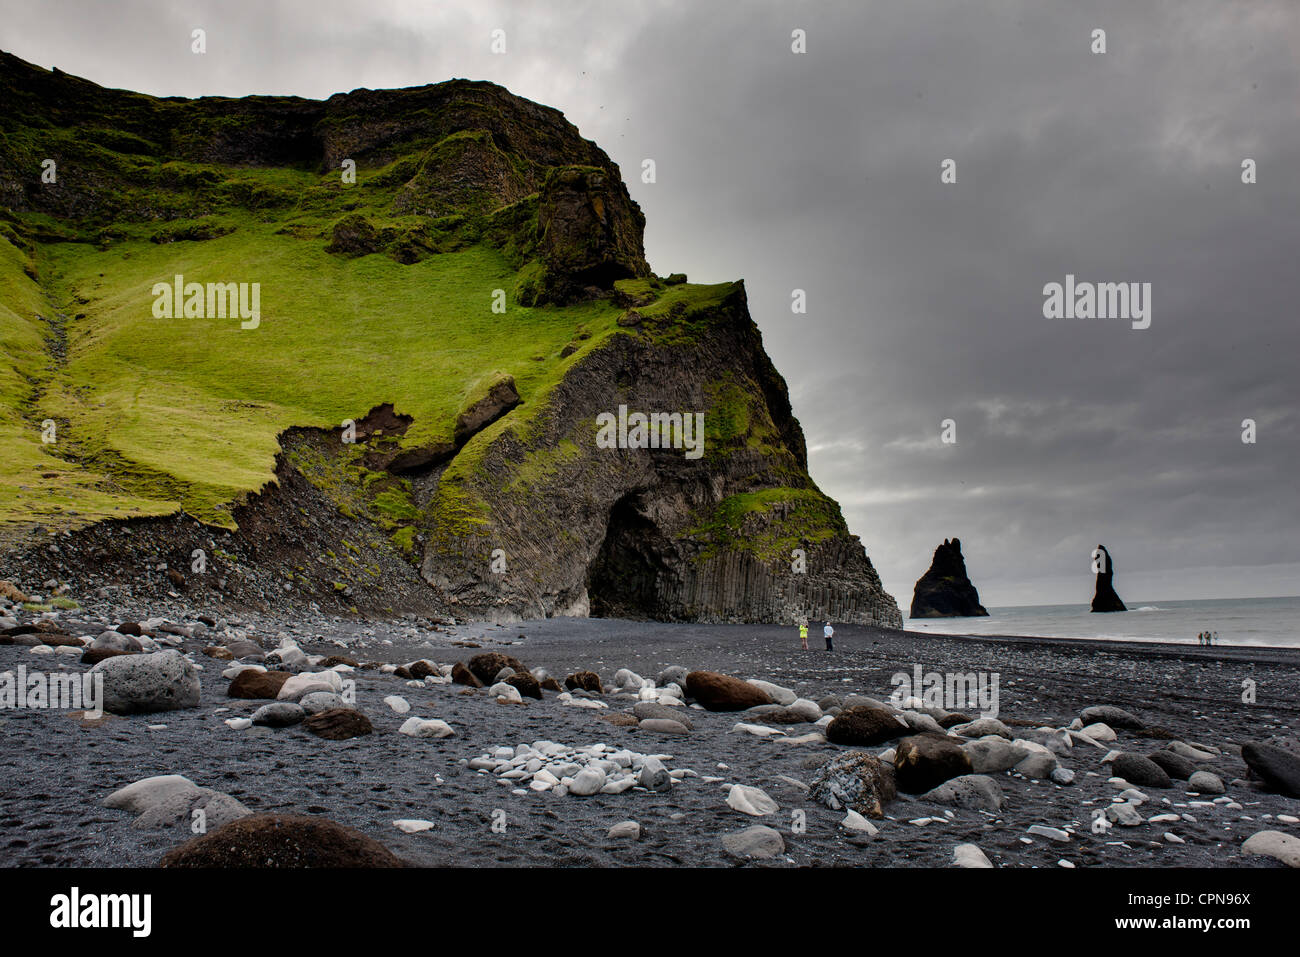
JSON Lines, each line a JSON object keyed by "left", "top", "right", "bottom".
{"left": 0, "top": 54, "right": 658, "bottom": 532}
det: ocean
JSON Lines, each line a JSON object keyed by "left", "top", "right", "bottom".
{"left": 903, "top": 595, "right": 1300, "bottom": 648}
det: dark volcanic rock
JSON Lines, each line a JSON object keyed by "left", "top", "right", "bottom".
{"left": 685, "top": 671, "right": 772, "bottom": 711}
{"left": 565, "top": 670, "right": 603, "bottom": 694}
{"left": 302, "top": 708, "right": 374, "bottom": 741}
{"left": 1090, "top": 544, "right": 1127, "bottom": 613}
{"left": 826, "top": 706, "right": 907, "bottom": 746}
{"left": 894, "top": 734, "right": 974, "bottom": 793}
{"left": 228, "top": 669, "right": 291, "bottom": 699}
{"left": 809, "top": 751, "right": 897, "bottom": 818}
{"left": 1241, "top": 741, "right": 1300, "bottom": 797}
{"left": 451, "top": 661, "right": 482, "bottom": 687}
{"left": 453, "top": 375, "right": 522, "bottom": 446}
{"left": 1110, "top": 753, "right": 1172, "bottom": 789}
{"left": 467, "top": 652, "right": 525, "bottom": 686}
{"left": 504, "top": 671, "right": 542, "bottom": 700}
{"left": 1146, "top": 750, "right": 1196, "bottom": 781}
{"left": 159, "top": 813, "right": 404, "bottom": 867}
{"left": 1081, "top": 704, "right": 1144, "bottom": 729}
{"left": 909, "top": 538, "right": 988, "bottom": 618}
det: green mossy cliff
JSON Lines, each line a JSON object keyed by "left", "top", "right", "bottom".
{"left": 0, "top": 50, "right": 901, "bottom": 626}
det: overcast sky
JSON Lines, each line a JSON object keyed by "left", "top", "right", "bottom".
{"left": 3, "top": 0, "right": 1297, "bottom": 607}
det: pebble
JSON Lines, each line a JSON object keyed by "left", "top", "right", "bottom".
{"left": 383, "top": 695, "right": 411, "bottom": 714}
{"left": 607, "top": 820, "right": 641, "bottom": 840}
{"left": 393, "top": 819, "right": 435, "bottom": 833}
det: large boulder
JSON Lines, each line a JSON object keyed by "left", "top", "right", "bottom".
{"left": 467, "top": 652, "right": 525, "bottom": 686}
{"left": 808, "top": 751, "right": 897, "bottom": 818}
{"left": 1146, "top": 750, "right": 1195, "bottom": 780}
{"left": 1241, "top": 741, "right": 1300, "bottom": 797}
{"left": 1081, "top": 704, "right": 1143, "bottom": 729}
{"left": 451, "top": 661, "right": 482, "bottom": 688}
{"left": 963, "top": 739, "right": 1030, "bottom": 773}
{"left": 159, "top": 814, "right": 405, "bottom": 867}
{"left": 91, "top": 650, "right": 200, "bottom": 715}
{"left": 894, "top": 734, "right": 974, "bottom": 793}
{"left": 685, "top": 671, "right": 772, "bottom": 712}
{"left": 504, "top": 671, "right": 542, "bottom": 700}
{"left": 920, "top": 774, "right": 1005, "bottom": 812}
{"left": 1110, "top": 753, "right": 1173, "bottom": 789}
{"left": 825, "top": 706, "right": 907, "bottom": 746}
{"left": 302, "top": 708, "right": 373, "bottom": 741}
{"left": 565, "top": 670, "right": 603, "bottom": 694}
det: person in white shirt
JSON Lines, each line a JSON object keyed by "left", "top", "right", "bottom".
{"left": 823, "top": 621, "right": 834, "bottom": 651}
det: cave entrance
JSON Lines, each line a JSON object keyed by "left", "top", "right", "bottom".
{"left": 586, "top": 492, "right": 673, "bottom": 619}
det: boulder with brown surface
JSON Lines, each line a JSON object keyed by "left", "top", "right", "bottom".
{"left": 228, "top": 669, "right": 292, "bottom": 700}
{"left": 685, "top": 671, "right": 773, "bottom": 712}
{"left": 160, "top": 813, "right": 405, "bottom": 867}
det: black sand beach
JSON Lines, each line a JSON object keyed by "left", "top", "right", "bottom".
{"left": 3, "top": 610, "right": 1298, "bottom": 868}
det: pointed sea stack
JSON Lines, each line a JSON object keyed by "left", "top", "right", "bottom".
{"left": 909, "top": 538, "right": 989, "bottom": 618}
{"left": 1090, "top": 544, "right": 1127, "bottom": 613}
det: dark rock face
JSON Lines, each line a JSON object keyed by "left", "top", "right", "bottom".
{"left": 1091, "top": 544, "right": 1127, "bottom": 613}
{"left": 909, "top": 538, "right": 988, "bottom": 618}
{"left": 535, "top": 165, "right": 648, "bottom": 298}
{"left": 420, "top": 284, "right": 904, "bottom": 628}
{"left": 159, "top": 814, "right": 404, "bottom": 867}
{"left": 453, "top": 375, "right": 521, "bottom": 446}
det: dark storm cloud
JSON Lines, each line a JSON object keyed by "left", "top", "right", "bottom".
{"left": 3, "top": 0, "right": 1296, "bottom": 605}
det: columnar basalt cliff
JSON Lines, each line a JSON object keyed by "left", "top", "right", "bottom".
{"left": 909, "top": 538, "right": 988, "bottom": 619}
{"left": 0, "top": 51, "right": 902, "bottom": 627}
{"left": 1090, "top": 544, "right": 1127, "bottom": 613}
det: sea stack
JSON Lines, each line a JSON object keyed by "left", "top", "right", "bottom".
{"left": 1090, "top": 544, "right": 1127, "bottom": 613}
{"left": 909, "top": 538, "right": 989, "bottom": 618}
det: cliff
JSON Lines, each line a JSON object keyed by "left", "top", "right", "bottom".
{"left": 0, "top": 50, "right": 902, "bottom": 627}
{"left": 909, "top": 538, "right": 988, "bottom": 618}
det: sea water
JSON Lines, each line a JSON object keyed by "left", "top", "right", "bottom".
{"left": 904, "top": 595, "right": 1300, "bottom": 648}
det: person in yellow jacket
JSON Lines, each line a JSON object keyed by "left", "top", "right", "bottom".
{"left": 798, "top": 621, "right": 809, "bottom": 650}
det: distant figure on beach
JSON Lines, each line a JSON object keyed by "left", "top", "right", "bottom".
{"left": 1211, "top": 631, "right": 1219, "bottom": 646}
{"left": 824, "top": 621, "right": 834, "bottom": 651}
{"left": 799, "top": 620, "right": 809, "bottom": 650}
{"left": 1197, "top": 631, "right": 1206, "bottom": 646}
